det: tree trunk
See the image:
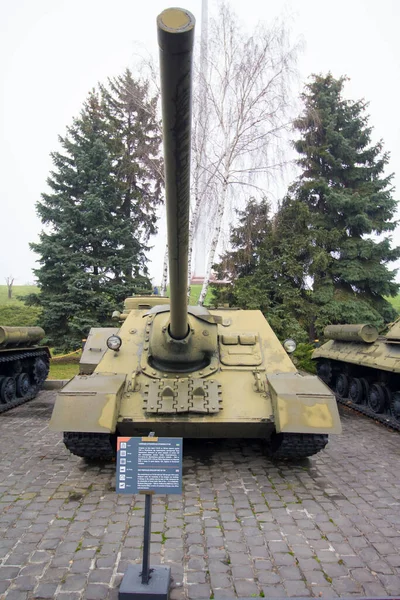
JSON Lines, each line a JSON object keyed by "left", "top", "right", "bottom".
{"left": 198, "top": 178, "right": 228, "bottom": 305}
{"left": 160, "top": 244, "right": 168, "bottom": 296}
{"left": 5, "top": 276, "right": 14, "bottom": 300}
{"left": 187, "top": 192, "right": 202, "bottom": 296}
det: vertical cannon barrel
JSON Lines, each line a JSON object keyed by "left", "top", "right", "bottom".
{"left": 157, "top": 8, "right": 195, "bottom": 340}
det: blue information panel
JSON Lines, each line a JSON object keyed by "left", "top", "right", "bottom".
{"left": 116, "top": 437, "right": 183, "bottom": 494}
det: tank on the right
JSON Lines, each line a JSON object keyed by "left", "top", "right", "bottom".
{"left": 312, "top": 322, "right": 400, "bottom": 428}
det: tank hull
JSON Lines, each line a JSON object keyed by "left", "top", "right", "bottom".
{"left": 313, "top": 331, "right": 400, "bottom": 428}
{"left": 50, "top": 304, "right": 341, "bottom": 459}
{"left": 0, "top": 346, "right": 50, "bottom": 413}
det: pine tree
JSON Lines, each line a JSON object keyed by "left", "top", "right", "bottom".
{"left": 29, "top": 75, "right": 162, "bottom": 350}
{"left": 101, "top": 69, "right": 164, "bottom": 281}
{"left": 293, "top": 74, "right": 399, "bottom": 333}
{"left": 213, "top": 197, "right": 312, "bottom": 342}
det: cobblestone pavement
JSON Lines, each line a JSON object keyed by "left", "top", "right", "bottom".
{"left": 0, "top": 392, "right": 399, "bottom": 600}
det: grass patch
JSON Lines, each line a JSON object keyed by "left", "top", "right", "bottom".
{"left": 0, "top": 285, "right": 39, "bottom": 304}
{"left": 387, "top": 295, "right": 400, "bottom": 312}
{"left": 48, "top": 363, "right": 79, "bottom": 380}
{"left": 169, "top": 284, "right": 216, "bottom": 306}
{"left": 0, "top": 285, "right": 41, "bottom": 326}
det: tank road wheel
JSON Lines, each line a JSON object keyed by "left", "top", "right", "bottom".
{"left": 335, "top": 374, "right": 349, "bottom": 398}
{"left": 360, "top": 378, "right": 369, "bottom": 403}
{"left": 368, "top": 383, "right": 386, "bottom": 414}
{"left": 0, "top": 377, "right": 16, "bottom": 405}
{"left": 32, "top": 357, "right": 49, "bottom": 385}
{"left": 390, "top": 392, "right": 400, "bottom": 423}
{"left": 349, "top": 378, "right": 364, "bottom": 404}
{"left": 16, "top": 373, "right": 32, "bottom": 398}
{"left": 266, "top": 432, "right": 328, "bottom": 459}
{"left": 317, "top": 360, "right": 333, "bottom": 385}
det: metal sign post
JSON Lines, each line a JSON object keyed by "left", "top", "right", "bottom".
{"left": 117, "top": 434, "right": 183, "bottom": 600}
{"left": 141, "top": 493, "right": 153, "bottom": 585}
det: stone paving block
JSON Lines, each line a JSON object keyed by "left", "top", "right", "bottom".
{"left": 0, "top": 580, "right": 11, "bottom": 594}
{"left": 283, "top": 580, "right": 311, "bottom": 596}
{"left": 187, "top": 570, "right": 207, "bottom": 584}
{"left": 59, "top": 574, "right": 88, "bottom": 592}
{"left": 4, "top": 591, "right": 30, "bottom": 600}
{"left": 2, "top": 393, "right": 400, "bottom": 599}
{"left": 273, "top": 552, "right": 297, "bottom": 566}
{"left": 9, "top": 575, "right": 37, "bottom": 592}
{"left": 332, "top": 576, "right": 363, "bottom": 594}
{"left": 32, "top": 582, "right": 59, "bottom": 598}
{"left": 213, "top": 589, "right": 236, "bottom": 599}
{"left": 233, "top": 579, "right": 259, "bottom": 596}
{"left": 0, "top": 565, "right": 21, "bottom": 579}
{"left": 187, "top": 583, "right": 211, "bottom": 599}
{"left": 84, "top": 583, "right": 110, "bottom": 599}
{"left": 267, "top": 579, "right": 293, "bottom": 595}
{"left": 209, "top": 572, "right": 231, "bottom": 588}
{"left": 257, "top": 570, "right": 281, "bottom": 584}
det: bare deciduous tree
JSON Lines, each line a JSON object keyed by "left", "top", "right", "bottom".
{"left": 5, "top": 275, "right": 14, "bottom": 300}
{"left": 191, "top": 3, "right": 299, "bottom": 305}
{"left": 160, "top": 244, "right": 168, "bottom": 297}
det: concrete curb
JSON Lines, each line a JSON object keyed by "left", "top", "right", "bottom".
{"left": 43, "top": 379, "right": 69, "bottom": 390}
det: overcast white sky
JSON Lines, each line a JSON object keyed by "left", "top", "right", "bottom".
{"left": 1, "top": 0, "right": 399, "bottom": 286}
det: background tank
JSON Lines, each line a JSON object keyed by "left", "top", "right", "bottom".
{"left": 0, "top": 326, "right": 50, "bottom": 413}
{"left": 49, "top": 7, "right": 341, "bottom": 461}
{"left": 313, "top": 322, "right": 400, "bottom": 428}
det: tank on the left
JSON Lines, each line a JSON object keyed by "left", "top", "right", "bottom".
{"left": 0, "top": 326, "right": 50, "bottom": 413}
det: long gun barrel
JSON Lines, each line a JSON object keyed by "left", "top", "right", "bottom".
{"left": 157, "top": 8, "right": 195, "bottom": 340}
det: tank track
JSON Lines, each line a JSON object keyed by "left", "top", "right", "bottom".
{"left": 316, "top": 360, "right": 400, "bottom": 432}
{"left": 63, "top": 432, "right": 116, "bottom": 461}
{"left": 0, "top": 349, "right": 49, "bottom": 414}
{"left": 266, "top": 432, "right": 328, "bottom": 459}
{"left": 336, "top": 395, "right": 400, "bottom": 432}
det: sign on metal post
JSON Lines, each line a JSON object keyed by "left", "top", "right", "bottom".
{"left": 116, "top": 437, "right": 183, "bottom": 495}
{"left": 117, "top": 436, "right": 183, "bottom": 600}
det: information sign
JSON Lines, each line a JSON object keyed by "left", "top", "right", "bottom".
{"left": 116, "top": 437, "right": 183, "bottom": 494}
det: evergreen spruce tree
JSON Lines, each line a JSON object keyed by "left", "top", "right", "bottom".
{"left": 213, "top": 197, "right": 312, "bottom": 341}
{"left": 29, "top": 74, "right": 163, "bottom": 350}
{"left": 293, "top": 74, "right": 399, "bottom": 333}
{"left": 101, "top": 69, "right": 163, "bottom": 282}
